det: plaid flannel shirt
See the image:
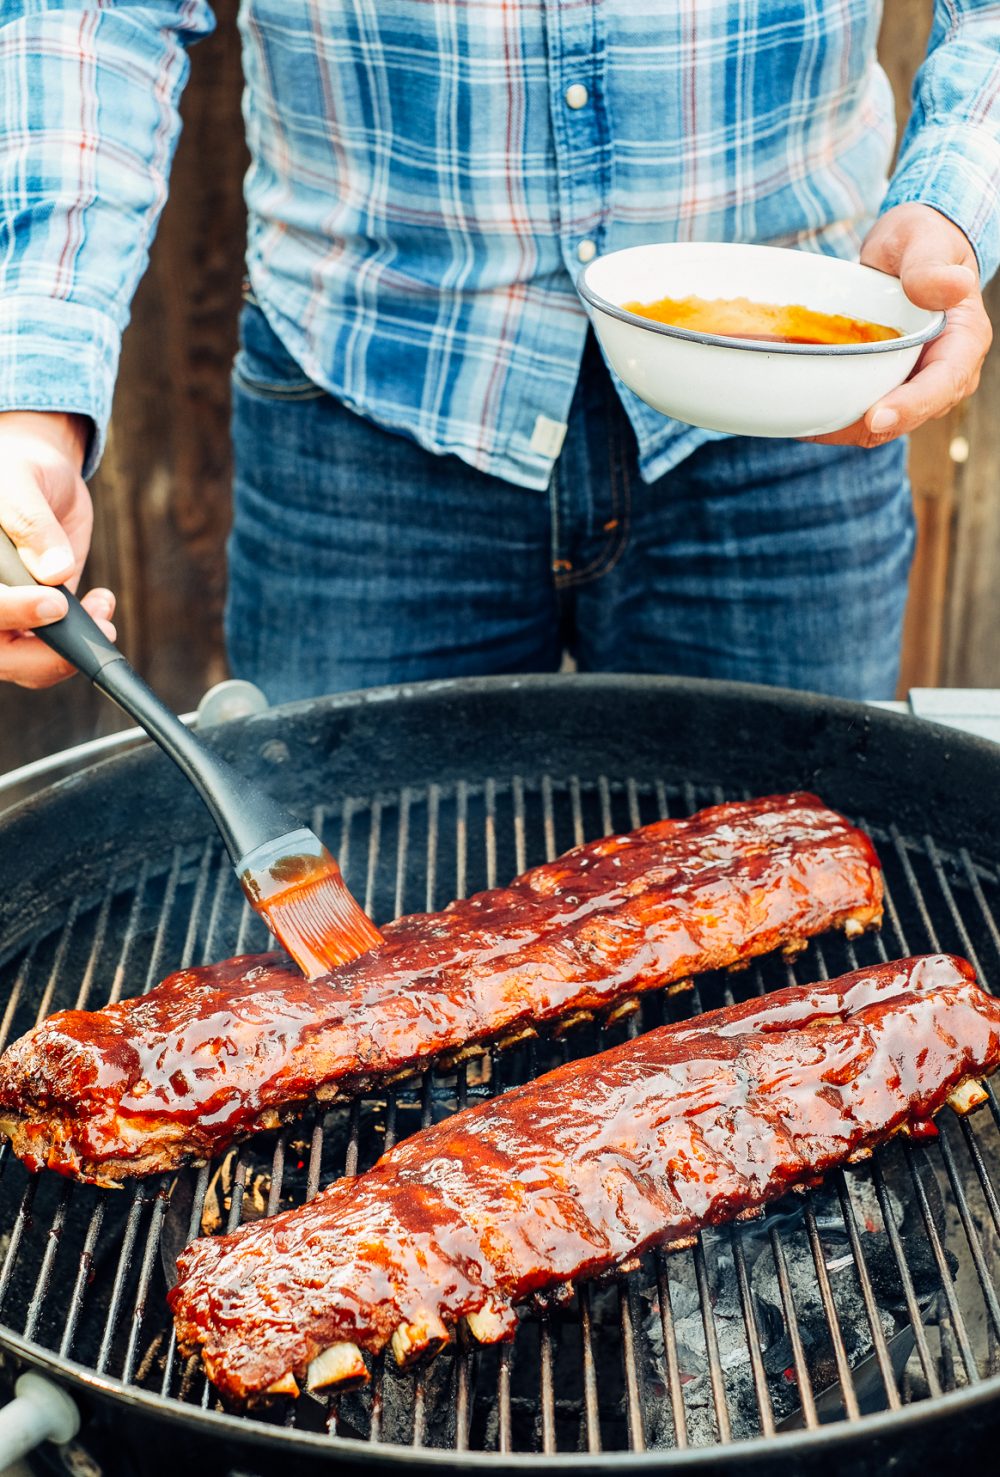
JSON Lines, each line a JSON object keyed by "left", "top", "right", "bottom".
{"left": 2, "top": 1, "right": 999, "bottom": 488}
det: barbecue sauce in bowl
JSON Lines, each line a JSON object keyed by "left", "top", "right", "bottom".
{"left": 621, "top": 293, "right": 901, "bottom": 346}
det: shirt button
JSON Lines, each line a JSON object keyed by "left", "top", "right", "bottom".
{"left": 577, "top": 239, "right": 597, "bottom": 264}
{"left": 564, "top": 83, "right": 589, "bottom": 110}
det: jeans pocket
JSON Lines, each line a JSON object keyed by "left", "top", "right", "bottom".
{"left": 233, "top": 302, "right": 326, "bottom": 402}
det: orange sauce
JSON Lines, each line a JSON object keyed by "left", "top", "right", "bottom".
{"left": 621, "top": 293, "right": 901, "bottom": 346}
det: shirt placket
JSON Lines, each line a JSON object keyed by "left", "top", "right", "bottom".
{"left": 543, "top": 0, "right": 611, "bottom": 283}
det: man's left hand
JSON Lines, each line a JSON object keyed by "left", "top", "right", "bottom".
{"left": 805, "top": 202, "right": 992, "bottom": 447}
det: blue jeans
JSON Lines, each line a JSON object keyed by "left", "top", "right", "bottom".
{"left": 227, "top": 301, "right": 914, "bottom": 703}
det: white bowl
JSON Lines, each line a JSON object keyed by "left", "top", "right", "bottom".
{"left": 577, "top": 242, "right": 945, "bottom": 438}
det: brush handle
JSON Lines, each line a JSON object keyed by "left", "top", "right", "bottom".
{"left": 0, "top": 528, "right": 300, "bottom": 864}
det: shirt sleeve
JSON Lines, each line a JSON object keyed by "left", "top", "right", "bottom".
{"left": 0, "top": 2, "right": 216, "bottom": 475}
{"left": 881, "top": 2, "right": 1000, "bottom": 283}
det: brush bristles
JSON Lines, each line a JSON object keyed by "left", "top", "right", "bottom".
{"left": 261, "top": 870, "right": 383, "bottom": 978}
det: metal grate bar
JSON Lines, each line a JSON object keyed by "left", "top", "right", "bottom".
{"left": 768, "top": 1225, "right": 818, "bottom": 1427}
{"left": 106, "top": 861, "right": 151, "bottom": 1005}
{"left": 617, "top": 1279, "right": 646, "bottom": 1451}
{"left": 95, "top": 1185, "right": 155, "bottom": 1375}
{"left": 121, "top": 1178, "right": 172, "bottom": 1383}
{"left": 901, "top": 1137, "right": 979, "bottom": 1384}
{"left": 576, "top": 1283, "right": 602, "bottom": 1453}
{"left": 801, "top": 1200, "right": 860, "bottom": 1420}
{"left": 875, "top": 832, "right": 993, "bottom": 1382}
{"left": 958, "top": 1114, "right": 1000, "bottom": 1240}
{"left": 869, "top": 1155, "right": 942, "bottom": 1397}
{"left": 72, "top": 885, "right": 115, "bottom": 1011}
{"left": 497, "top": 1344, "right": 513, "bottom": 1454}
{"left": 22, "top": 1182, "right": 70, "bottom": 1342}
{"left": 935, "top": 1128, "right": 1000, "bottom": 1343}
{"left": 159, "top": 1162, "right": 212, "bottom": 1398}
{"left": 692, "top": 1237, "right": 731, "bottom": 1442}
{"left": 730, "top": 1225, "right": 776, "bottom": 1437}
{"left": 654, "top": 1254, "right": 688, "bottom": 1448}
{"left": 833, "top": 1172, "right": 902, "bottom": 1411}
{"left": 538, "top": 1313, "right": 557, "bottom": 1453}
{"left": 807, "top": 937, "right": 902, "bottom": 1411}
{"left": 30, "top": 901, "right": 79, "bottom": 1027}
{"left": 0, "top": 1177, "right": 38, "bottom": 1317}
{"left": 960, "top": 848, "right": 1000, "bottom": 972}
{"left": 0, "top": 945, "right": 35, "bottom": 1057}
{"left": 60, "top": 1197, "right": 106, "bottom": 1359}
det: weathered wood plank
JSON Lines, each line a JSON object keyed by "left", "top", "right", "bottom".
{"left": 0, "top": 0, "right": 245, "bottom": 774}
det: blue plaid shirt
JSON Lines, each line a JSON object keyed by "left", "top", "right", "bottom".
{"left": 1, "top": 2, "right": 999, "bottom": 489}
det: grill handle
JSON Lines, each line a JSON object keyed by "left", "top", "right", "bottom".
{"left": 0, "top": 528, "right": 303, "bottom": 863}
{"left": 0, "top": 1373, "right": 79, "bottom": 1467}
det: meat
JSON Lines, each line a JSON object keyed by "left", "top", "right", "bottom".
{"left": 0, "top": 792, "right": 882, "bottom": 1186}
{"left": 168, "top": 955, "right": 999, "bottom": 1404}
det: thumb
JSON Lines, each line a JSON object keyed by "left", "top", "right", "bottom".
{"left": 897, "top": 224, "right": 978, "bottom": 312}
{"left": 0, "top": 462, "right": 77, "bottom": 586}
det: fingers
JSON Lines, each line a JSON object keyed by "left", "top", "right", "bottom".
{"left": 804, "top": 290, "right": 991, "bottom": 448}
{"left": 0, "top": 460, "right": 77, "bottom": 586}
{"left": 861, "top": 204, "right": 979, "bottom": 308}
{"left": 0, "top": 588, "right": 116, "bottom": 689}
{"left": 899, "top": 257, "right": 976, "bottom": 312}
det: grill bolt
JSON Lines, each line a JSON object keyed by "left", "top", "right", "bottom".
{"left": 306, "top": 1342, "right": 369, "bottom": 1392}
{"left": 391, "top": 1312, "right": 450, "bottom": 1367}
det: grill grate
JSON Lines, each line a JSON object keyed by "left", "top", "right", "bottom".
{"left": 2, "top": 773, "right": 1000, "bottom": 1457}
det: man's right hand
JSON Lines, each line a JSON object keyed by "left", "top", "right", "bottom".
{"left": 0, "top": 411, "right": 117, "bottom": 689}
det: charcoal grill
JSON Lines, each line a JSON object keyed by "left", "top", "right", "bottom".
{"left": 2, "top": 673, "right": 1000, "bottom": 1476}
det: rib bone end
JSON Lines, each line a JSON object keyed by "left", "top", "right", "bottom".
{"left": 605, "top": 995, "right": 640, "bottom": 1024}
{"left": 496, "top": 1027, "right": 538, "bottom": 1050}
{"left": 264, "top": 1372, "right": 300, "bottom": 1397}
{"left": 843, "top": 915, "right": 866, "bottom": 939}
{"left": 948, "top": 1079, "right": 989, "bottom": 1115}
{"left": 781, "top": 938, "right": 808, "bottom": 960}
{"left": 464, "top": 1302, "right": 517, "bottom": 1345}
{"left": 665, "top": 978, "right": 694, "bottom": 998}
{"left": 552, "top": 1010, "right": 595, "bottom": 1038}
{"left": 391, "top": 1312, "right": 450, "bottom": 1368}
{"left": 306, "top": 1342, "right": 369, "bottom": 1392}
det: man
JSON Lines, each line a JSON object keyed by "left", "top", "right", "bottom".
{"left": 0, "top": 3, "right": 995, "bottom": 702}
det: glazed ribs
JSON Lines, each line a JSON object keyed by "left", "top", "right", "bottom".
{"left": 169, "top": 955, "right": 1000, "bottom": 1404}
{"left": 0, "top": 792, "right": 882, "bottom": 1185}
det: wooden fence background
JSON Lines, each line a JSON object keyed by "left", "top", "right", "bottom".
{"left": 2, "top": 0, "right": 997, "bottom": 775}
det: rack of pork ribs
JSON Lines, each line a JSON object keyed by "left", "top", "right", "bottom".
{"left": 0, "top": 792, "right": 882, "bottom": 1184}
{"left": 169, "top": 953, "right": 1000, "bottom": 1404}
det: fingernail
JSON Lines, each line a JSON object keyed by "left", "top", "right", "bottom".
{"left": 34, "top": 594, "right": 66, "bottom": 621}
{"left": 869, "top": 408, "right": 899, "bottom": 434}
{"left": 35, "top": 547, "right": 74, "bottom": 579}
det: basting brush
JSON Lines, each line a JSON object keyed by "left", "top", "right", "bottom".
{"left": 0, "top": 530, "right": 383, "bottom": 977}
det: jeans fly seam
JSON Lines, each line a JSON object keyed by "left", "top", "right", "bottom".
{"left": 556, "top": 409, "right": 632, "bottom": 589}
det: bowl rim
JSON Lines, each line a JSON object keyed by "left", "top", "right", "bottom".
{"left": 576, "top": 252, "right": 947, "bottom": 357}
